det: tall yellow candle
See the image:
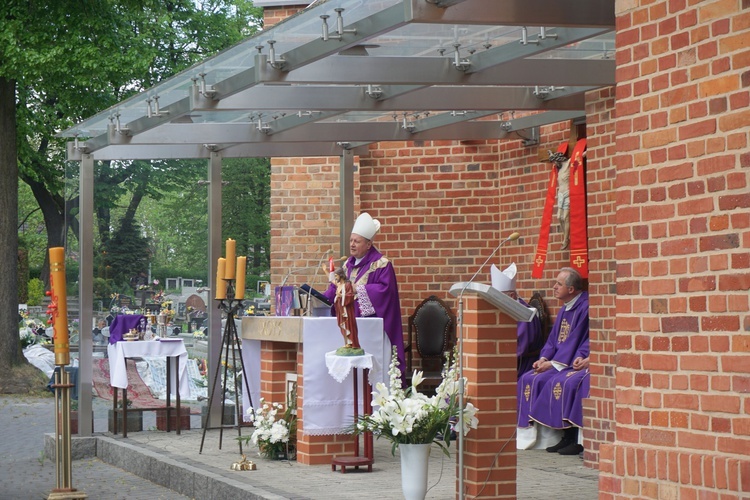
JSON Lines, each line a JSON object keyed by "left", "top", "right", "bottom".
{"left": 216, "top": 258, "right": 227, "bottom": 300}
{"left": 225, "top": 239, "right": 236, "bottom": 279}
{"left": 235, "top": 256, "right": 247, "bottom": 299}
{"left": 48, "top": 247, "right": 70, "bottom": 366}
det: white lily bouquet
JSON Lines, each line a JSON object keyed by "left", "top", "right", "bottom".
{"left": 240, "top": 398, "right": 297, "bottom": 459}
{"left": 356, "top": 347, "right": 479, "bottom": 456}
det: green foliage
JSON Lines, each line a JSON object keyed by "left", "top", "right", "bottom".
{"left": 18, "top": 183, "right": 47, "bottom": 279}
{"left": 6, "top": 0, "right": 264, "bottom": 282}
{"left": 26, "top": 278, "right": 45, "bottom": 306}
{"left": 223, "top": 158, "right": 271, "bottom": 278}
{"left": 104, "top": 218, "right": 151, "bottom": 287}
{"left": 17, "top": 245, "right": 29, "bottom": 303}
{"left": 93, "top": 278, "right": 115, "bottom": 301}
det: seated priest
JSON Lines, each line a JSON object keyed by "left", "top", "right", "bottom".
{"left": 323, "top": 212, "right": 405, "bottom": 380}
{"left": 517, "top": 267, "right": 589, "bottom": 444}
{"left": 530, "top": 353, "right": 590, "bottom": 455}
{"left": 491, "top": 262, "right": 544, "bottom": 378}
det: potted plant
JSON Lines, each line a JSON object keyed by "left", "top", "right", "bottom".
{"left": 355, "top": 347, "right": 479, "bottom": 500}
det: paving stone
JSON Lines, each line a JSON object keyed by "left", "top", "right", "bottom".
{"left": 1, "top": 395, "right": 599, "bottom": 499}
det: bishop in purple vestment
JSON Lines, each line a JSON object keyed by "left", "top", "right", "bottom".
{"left": 517, "top": 268, "right": 589, "bottom": 428}
{"left": 323, "top": 213, "right": 405, "bottom": 379}
{"left": 516, "top": 296, "right": 544, "bottom": 378}
{"left": 490, "top": 263, "right": 545, "bottom": 378}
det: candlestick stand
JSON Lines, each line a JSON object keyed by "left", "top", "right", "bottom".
{"left": 199, "top": 280, "right": 253, "bottom": 454}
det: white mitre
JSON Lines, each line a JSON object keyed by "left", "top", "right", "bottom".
{"left": 491, "top": 262, "right": 517, "bottom": 292}
{"left": 351, "top": 212, "right": 381, "bottom": 240}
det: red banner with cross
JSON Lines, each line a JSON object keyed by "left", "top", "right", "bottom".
{"left": 532, "top": 139, "right": 588, "bottom": 278}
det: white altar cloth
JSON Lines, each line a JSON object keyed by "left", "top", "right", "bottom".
{"left": 324, "top": 352, "right": 374, "bottom": 383}
{"left": 240, "top": 338, "right": 262, "bottom": 421}
{"left": 302, "top": 317, "right": 387, "bottom": 435}
{"left": 107, "top": 339, "right": 189, "bottom": 396}
{"left": 240, "top": 317, "right": 389, "bottom": 434}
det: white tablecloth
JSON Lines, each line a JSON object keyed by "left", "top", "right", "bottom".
{"left": 324, "top": 352, "right": 374, "bottom": 383}
{"left": 107, "top": 340, "right": 189, "bottom": 396}
{"left": 240, "top": 317, "right": 389, "bottom": 435}
{"left": 240, "top": 338, "right": 262, "bottom": 421}
{"left": 303, "top": 317, "right": 387, "bottom": 435}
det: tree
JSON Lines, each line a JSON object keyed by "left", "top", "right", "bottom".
{"left": 0, "top": 0, "right": 262, "bottom": 380}
{"left": 223, "top": 158, "right": 272, "bottom": 290}
{"left": 1, "top": 75, "right": 21, "bottom": 369}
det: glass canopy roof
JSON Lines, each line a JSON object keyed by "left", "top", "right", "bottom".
{"left": 61, "top": 0, "right": 615, "bottom": 160}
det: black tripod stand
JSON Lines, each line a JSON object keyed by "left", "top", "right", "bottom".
{"left": 199, "top": 281, "right": 253, "bottom": 454}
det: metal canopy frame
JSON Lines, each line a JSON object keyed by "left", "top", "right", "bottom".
{"left": 62, "top": 0, "right": 616, "bottom": 459}
{"left": 61, "top": 0, "right": 615, "bottom": 161}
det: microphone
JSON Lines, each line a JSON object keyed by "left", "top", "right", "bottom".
{"left": 459, "top": 232, "right": 520, "bottom": 297}
{"left": 307, "top": 250, "right": 335, "bottom": 315}
{"left": 280, "top": 250, "right": 334, "bottom": 287}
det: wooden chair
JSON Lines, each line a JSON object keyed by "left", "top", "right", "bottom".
{"left": 406, "top": 295, "right": 456, "bottom": 395}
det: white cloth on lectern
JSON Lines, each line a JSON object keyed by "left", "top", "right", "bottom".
{"left": 324, "top": 352, "right": 376, "bottom": 384}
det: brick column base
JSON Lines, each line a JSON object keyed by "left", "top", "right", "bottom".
{"left": 458, "top": 295, "right": 518, "bottom": 499}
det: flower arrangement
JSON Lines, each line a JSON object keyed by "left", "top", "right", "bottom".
{"left": 356, "top": 347, "right": 479, "bottom": 456}
{"left": 20, "top": 329, "right": 36, "bottom": 349}
{"left": 240, "top": 398, "right": 297, "bottom": 460}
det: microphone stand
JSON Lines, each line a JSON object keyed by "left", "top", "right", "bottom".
{"left": 456, "top": 232, "right": 519, "bottom": 500}
{"left": 307, "top": 251, "right": 332, "bottom": 316}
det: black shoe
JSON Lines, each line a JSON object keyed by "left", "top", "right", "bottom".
{"left": 545, "top": 438, "right": 572, "bottom": 453}
{"left": 558, "top": 443, "right": 584, "bottom": 455}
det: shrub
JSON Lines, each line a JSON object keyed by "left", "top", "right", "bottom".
{"left": 27, "top": 278, "right": 45, "bottom": 306}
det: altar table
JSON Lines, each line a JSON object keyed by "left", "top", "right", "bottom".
{"left": 241, "top": 317, "right": 389, "bottom": 434}
{"left": 107, "top": 339, "right": 189, "bottom": 437}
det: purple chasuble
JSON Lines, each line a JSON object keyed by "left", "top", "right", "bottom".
{"left": 563, "top": 369, "right": 590, "bottom": 428}
{"left": 324, "top": 246, "right": 404, "bottom": 378}
{"left": 517, "top": 292, "right": 589, "bottom": 427}
{"left": 516, "top": 297, "right": 544, "bottom": 378}
{"left": 529, "top": 362, "right": 590, "bottom": 429}
{"left": 108, "top": 314, "right": 147, "bottom": 344}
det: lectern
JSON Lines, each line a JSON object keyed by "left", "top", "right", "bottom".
{"left": 450, "top": 281, "right": 536, "bottom": 500}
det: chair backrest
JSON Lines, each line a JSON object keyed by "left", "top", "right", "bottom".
{"left": 409, "top": 295, "right": 456, "bottom": 359}
{"left": 527, "top": 291, "right": 551, "bottom": 344}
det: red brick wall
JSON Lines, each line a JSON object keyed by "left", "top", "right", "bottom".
{"left": 263, "top": 5, "right": 308, "bottom": 27}
{"left": 598, "top": 1, "right": 750, "bottom": 498}
{"left": 263, "top": 2, "right": 750, "bottom": 498}
{"left": 584, "top": 86, "right": 619, "bottom": 467}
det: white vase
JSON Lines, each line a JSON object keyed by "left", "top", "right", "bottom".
{"left": 399, "top": 443, "right": 431, "bottom": 500}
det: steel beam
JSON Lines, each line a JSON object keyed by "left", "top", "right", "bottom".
{"left": 256, "top": 55, "right": 615, "bottom": 87}
{"left": 412, "top": 0, "right": 615, "bottom": 28}
{"left": 198, "top": 84, "right": 587, "bottom": 112}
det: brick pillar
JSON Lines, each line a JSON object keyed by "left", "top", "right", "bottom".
{"left": 459, "top": 295, "right": 518, "bottom": 499}
{"left": 259, "top": 340, "right": 297, "bottom": 404}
